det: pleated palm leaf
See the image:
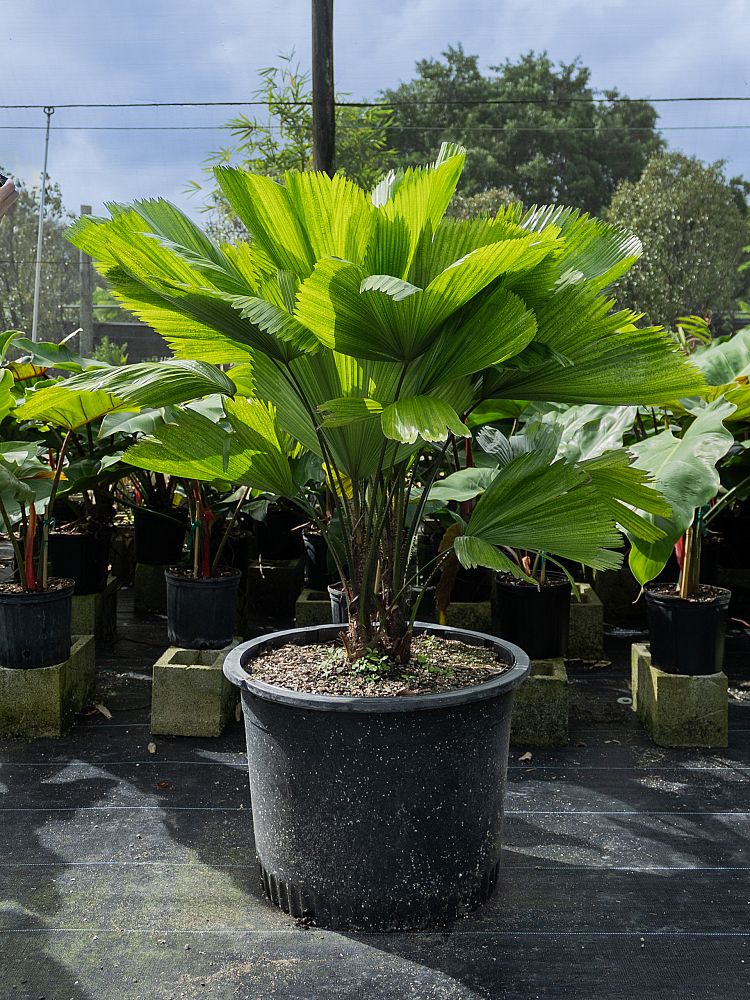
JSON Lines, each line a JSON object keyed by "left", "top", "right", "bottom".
{"left": 60, "top": 142, "right": 705, "bottom": 662}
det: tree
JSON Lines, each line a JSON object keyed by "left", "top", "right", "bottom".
{"left": 0, "top": 169, "right": 79, "bottom": 341}
{"left": 194, "top": 54, "right": 395, "bottom": 241}
{"left": 447, "top": 185, "right": 518, "bottom": 220}
{"left": 382, "top": 47, "right": 662, "bottom": 215}
{"left": 607, "top": 153, "right": 749, "bottom": 331}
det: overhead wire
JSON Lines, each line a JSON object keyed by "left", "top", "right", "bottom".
{"left": 1, "top": 96, "right": 750, "bottom": 109}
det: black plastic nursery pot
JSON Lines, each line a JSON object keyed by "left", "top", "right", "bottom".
{"left": 133, "top": 507, "right": 188, "bottom": 566}
{"left": 223, "top": 622, "right": 530, "bottom": 931}
{"left": 48, "top": 529, "right": 111, "bottom": 595}
{"left": 303, "top": 529, "right": 334, "bottom": 589}
{"left": 165, "top": 569, "right": 241, "bottom": 650}
{"left": 492, "top": 573, "right": 572, "bottom": 659}
{"left": 253, "top": 507, "right": 306, "bottom": 560}
{"left": 0, "top": 579, "right": 74, "bottom": 669}
{"left": 645, "top": 584, "right": 731, "bottom": 675}
{"left": 327, "top": 582, "right": 348, "bottom": 624}
{"left": 452, "top": 566, "right": 493, "bottom": 602}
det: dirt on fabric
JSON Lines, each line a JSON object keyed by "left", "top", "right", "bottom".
{"left": 245, "top": 633, "right": 511, "bottom": 696}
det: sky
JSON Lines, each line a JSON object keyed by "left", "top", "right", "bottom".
{"left": 3, "top": 0, "right": 750, "bottom": 218}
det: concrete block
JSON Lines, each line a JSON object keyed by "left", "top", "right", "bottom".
{"left": 443, "top": 601, "right": 492, "bottom": 633}
{"left": 134, "top": 562, "right": 170, "bottom": 614}
{"left": 631, "top": 643, "right": 728, "bottom": 748}
{"left": 244, "top": 557, "right": 305, "bottom": 625}
{"left": 0, "top": 635, "right": 96, "bottom": 738}
{"left": 511, "top": 658, "right": 569, "bottom": 747}
{"left": 295, "top": 588, "right": 332, "bottom": 627}
{"left": 71, "top": 575, "right": 118, "bottom": 641}
{"left": 568, "top": 584, "right": 604, "bottom": 659}
{"left": 151, "top": 638, "right": 242, "bottom": 737}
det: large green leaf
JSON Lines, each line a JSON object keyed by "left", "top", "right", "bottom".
{"left": 518, "top": 205, "right": 642, "bottom": 290}
{"left": 691, "top": 328, "right": 750, "bottom": 385}
{"left": 16, "top": 387, "right": 133, "bottom": 431}
{"left": 123, "top": 397, "right": 297, "bottom": 497}
{"left": 484, "top": 281, "right": 705, "bottom": 405}
{"left": 426, "top": 467, "right": 497, "bottom": 503}
{"left": 295, "top": 235, "right": 555, "bottom": 364}
{"left": 461, "top": 449, "right": 624, "bottom": 570}
{"left": 529, "top": 402, "right": 638, "bottom": 462}
{"left": 0, "top": 369, "right": 16, "bottom": 422}
{"left": 380, "top": 396, "right": 470, "bottom": 444}
{"left": 68, "top": 210, "right": 300, "bottom": 365}
{"left": 627, "top": 397, "right": 736, "bottom": 584}
{"left": 16, "top": 361, "right": 235, "bottom": 430}
{"left": 369, "top": 142, "right": 466, "bottom": 278}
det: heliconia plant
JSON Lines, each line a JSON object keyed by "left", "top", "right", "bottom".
{"left": 26, "top": 142, "right": 705, "bottom": 666}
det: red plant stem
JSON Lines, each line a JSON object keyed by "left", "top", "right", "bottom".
{"left": 25, "top": 506, "right": 37, "bottom": 591}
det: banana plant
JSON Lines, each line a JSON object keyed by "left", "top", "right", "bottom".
{"left": 627, "top": 397, "right": 737, "bottom": 596}
{"left": 5, "top": 359, "right": 234, "bottom": 589}
{"left": 42, "top": 143, "right": 705, "bottom": 664}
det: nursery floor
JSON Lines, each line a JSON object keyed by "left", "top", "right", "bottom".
{"left": 2, "top": 593, "right": 750, "bottom": 999}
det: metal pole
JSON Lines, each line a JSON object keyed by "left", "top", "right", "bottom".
{"left": 31, "top": 106, "right": 54, "bottom": 342}
{"left": 311, "top": 0, "right": 335, "bottom": 175}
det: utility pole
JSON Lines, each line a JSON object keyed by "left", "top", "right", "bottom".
{"left": 31, "top": 106, "right": 54, "bottom": 342}
{"left": 311, "top": 0, "right": 335, "bottom": 175}
{"left": 79, "top": 205, "right": 94, "bottom": 356}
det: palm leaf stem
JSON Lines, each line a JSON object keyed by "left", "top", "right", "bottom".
{"left": 211, "top": 485, "right": 250, "bottom": 573}
{"left": 400, "top": 436, "right": 453, "bottom": 585}
{"left": 357, "top": 363, "right": 411, "bottom": 628}
{"left": 40, "top": 429, "right": 74, "bottom": 590}
{"left": 279, "top": 359, "right": 356, "bottom": 572}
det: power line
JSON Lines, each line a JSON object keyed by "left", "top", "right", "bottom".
{"left": 1, "top": 96, "right": 750, "bottom": 110}
{"left": 0, "top": 123, "right": 749, "bottom": 133}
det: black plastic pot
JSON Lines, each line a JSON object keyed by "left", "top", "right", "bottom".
{"left": 0, "top": 580, "right": 74, "bottom": 668}
{"left": 224, "top": 622, "right": 530, "bottom": 931}
{"left": 303, "top": 530, "right": 334, "bottom": 589}
{"left": 645, "top": 584, "right": 731, "bottom": 675}
{"left": 165, "top": 570, "right": 241, "bottom": 650}
{"left": 491, "top": 573, "right": 572, "bottom": 659}
{"left": 211, "top": 530, "right": 255, "bottom": 576}
{"left": 134, "top": 507, "right": 188, "bottom": 566}
{"left": 254, "top": 507, "right": 305, "bottom": 561}
{"left": 48, "top": 530, "right": 111, "bottom": 595}
{"left": 327, "top": 582, "right": 348, "bottom": 624}
{"left": 452, "top": 567, "right": 492, "bottom": 602}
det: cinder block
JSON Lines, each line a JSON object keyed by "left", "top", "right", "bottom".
{"left": 151, "top": 638, "right": 241, "bottom": 737}
{"left": 0, "top": 635, "right": 96, "bottom": 738}
{"left": 134, "top": 562, "right": 170, "bottom": 614}
{"left": 244, "top": 557, "right": 305, "bottom": 625}
{"left": 71, "top": 575, "right": 118, "bottom": 641}
{"left": 511, "top": 658, "right": 569, "bottom": 747}
{"left": 443, "top": 601, "right": 492, "bottom": 633}
{"left": 631, "top": 643, "right": 728, "bottom": 748}
{"left": 295, "top": 588, "right": 332, "bottom": 627}
{"left": 568, "top": 583, "right": 604, "bottom": 659}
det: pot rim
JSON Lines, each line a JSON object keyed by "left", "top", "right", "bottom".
{"left": 223, "top": 622, "right": 530, "bottom": 714}
{"left": 644, "top": 582, "right": 731, "bottom": 606}
{"left": 165, "top": 567, "right": 242, "bottom": 585}
{"left": 494, "top": 570, "right": 571, "bottom": 590}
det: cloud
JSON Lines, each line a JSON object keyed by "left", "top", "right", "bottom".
{"left": 2, "top": 0, "right": 749, "bottom": 220}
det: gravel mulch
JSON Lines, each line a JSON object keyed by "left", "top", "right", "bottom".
{"left": 245, "top": 633, "right": 511, "bottom": 696}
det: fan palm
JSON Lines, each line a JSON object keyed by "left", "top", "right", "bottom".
{"left": 50, "top": 142, "right": 704, "bottom": 663}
